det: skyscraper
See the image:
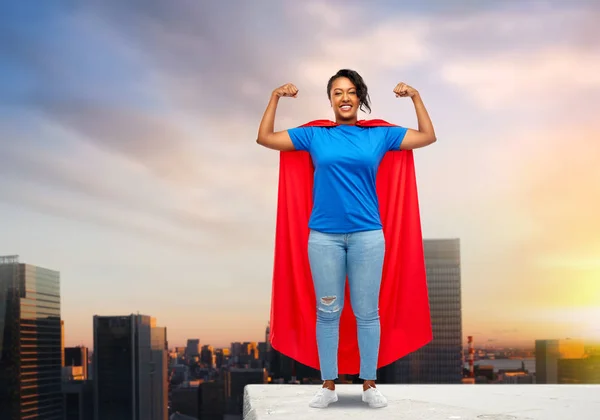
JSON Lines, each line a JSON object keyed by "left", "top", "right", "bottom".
{"left": 150, "top": 324, "right": 169, "bottom": 420}
{"left": 186, "top": 338, "right": 200, "bottom": 361}
{"left": 536, "top": 338, "right": 586, "bottom": 384}
{"left": 0, "top": 255, "right": 64, "bottom": 419}
{"left": 93, "top": 314, "right": 168, "bottom": 420}
{"left": 379, "top": 238, "right": 463, "bottom": 383}
{"left": 64, "top": 346, "right": 89, "bottom": 380}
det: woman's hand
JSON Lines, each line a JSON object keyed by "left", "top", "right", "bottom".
{"left": 393, "top": 82, "right": 418, "bottom": 98}
{"left": 272, "top": 83, "right": 299, "bottom": 98}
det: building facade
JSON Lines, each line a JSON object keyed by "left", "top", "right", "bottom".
{"left": 536, "top": 339, "right": 586, "bottom": 384}
{"left": 93, "top": 314, "right": 168, "bottom": 420}
{"left": 379, "top": 238, "right": 463, "bottom": 383}
{"left": 0, "top": 255, "right": 64, "bottom": 419}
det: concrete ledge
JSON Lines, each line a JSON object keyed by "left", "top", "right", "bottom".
{"left": 243, "top": 384, "right": 599, "bottom": 419}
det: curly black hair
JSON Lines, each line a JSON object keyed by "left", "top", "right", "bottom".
{"left": 326, "top": 69, "right": 372, "bottom": 114}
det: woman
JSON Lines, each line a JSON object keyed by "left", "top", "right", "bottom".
{"left": 256, "top": 69, "right": 436, "bottom": 408}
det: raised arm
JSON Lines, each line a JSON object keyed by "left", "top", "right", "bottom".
{"left": 256, "top": 83, "right": 299, "bottom": 151}
{"left": 393, "top": 83, "right": 437, "bottom": 150}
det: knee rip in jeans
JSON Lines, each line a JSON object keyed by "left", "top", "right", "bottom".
{"left": 318, "top": 296, "right": 340, "bottom": 313}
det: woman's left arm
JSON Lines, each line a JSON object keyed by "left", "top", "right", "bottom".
{"left": 394, "top": 83, "right": 437, "bottom": 150}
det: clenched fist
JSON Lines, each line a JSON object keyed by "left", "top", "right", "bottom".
{"left": 393, "top": 82, "right": 418, "bottom": 98}
{"left": 272, "top": 83, "right": 299, "bottom": 98}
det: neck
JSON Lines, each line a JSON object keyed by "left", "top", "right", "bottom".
{"left": 335, "top": 117, "right": 358, "bottom": 125}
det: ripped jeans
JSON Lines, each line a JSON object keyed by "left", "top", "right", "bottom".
{"left": 307, "top": 228, "right": 385, "bottom": 381}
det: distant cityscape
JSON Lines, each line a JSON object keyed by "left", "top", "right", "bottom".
{"left": 1, "top": 240, "right": 599, "bottom": 420}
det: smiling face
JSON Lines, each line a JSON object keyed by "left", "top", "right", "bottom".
{"left": 329, "top": 77, "right": 359, "bottom": 124}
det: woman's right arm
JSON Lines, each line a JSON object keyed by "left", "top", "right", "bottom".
{"left": 256, "top": 83, "right": 299, "bottom": 151}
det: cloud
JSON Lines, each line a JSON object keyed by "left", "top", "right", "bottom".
{"left": 0, "top": 120, "right": 273, "bottom": 250}
{"left": 296, "top": 20, "right": 431, "bottom": 87}
{"left": 429, "top": 5, "right": 600, "bottom": 52}
{"left": 278, "top": 3, "right": 600, "bottom": 117}
{"left": 429, "top": 6, "right": 600, "bottom": 109}
{"left": 0, "top": 181, "right": 205, "bottom": 251}
{"left": 0, "top": 1, "right": 291, "bottom": 244}
{"left": 74, "top": 1, "right": 334, "bottom": 116}
{"left": 440, "top": 47, "right": 600, "bottom": 109}
{"left": 0, "top": 8, "right": 201, "bottom": 184}
{"left": 36, "top": 102, "right": 204, "bottom": 183}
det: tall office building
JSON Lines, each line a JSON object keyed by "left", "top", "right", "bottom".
{"left": 200, "top": 345, "right": 215, "bottom": 367}
{"left": 186, "top": 338, "right": 200, "bottom": 360}
{"left": 64, "top": 346, "right": 89, "bottom": 380}
{"left": 61, "top": 320, "right": 65, "bottom": 367}
{"left": 63, "top": 355, "right": 93, "bottom": 420}
{"left": 224, "top": 368, "right": 268, "bottom": 416}
{"left": 379, "top": 238, "right": 463, "bottom": 383}
{"left": 265, "top": 322, "right": 271, "bottom": 353}
{"left": 93, "top": 314, "right": 168, "bottom": 420}
{"left": 150, "top": 324, "right": 169, "bottom": 420}
{"left": 0, "top": 255, "right": 64, "bottom": 419}
{"left": 536, "top": 339, "right": 586, "bottom": 384}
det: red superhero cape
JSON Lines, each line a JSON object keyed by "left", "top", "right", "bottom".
{"left": 269, "top": 118, "right": 432, "bottom": 374}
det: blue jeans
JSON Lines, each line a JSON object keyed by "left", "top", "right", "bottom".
{"left": 307, "top": 228, "right": 385, "bottom": 381}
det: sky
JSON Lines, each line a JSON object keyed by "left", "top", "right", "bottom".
{"left": 1, "top": 0, "right": 599, "bottom": 349}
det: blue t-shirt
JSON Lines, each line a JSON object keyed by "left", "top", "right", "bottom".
{"left": 287, "top": 124, "right": 408, "bottom": 233}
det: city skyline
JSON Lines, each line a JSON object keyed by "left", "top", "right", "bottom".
{"left": 5, "top": 248, "right": 598, "bottom": 351}
{"left": 1, "top": 0, "right": 599, "bottom": 349}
